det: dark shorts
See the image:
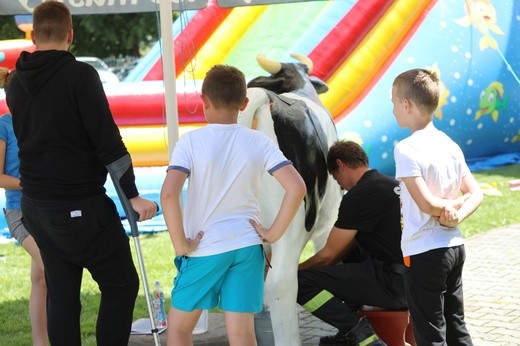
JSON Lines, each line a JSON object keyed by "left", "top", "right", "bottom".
{"left": 4, "top": 208, "right": 30, "bottom": 244}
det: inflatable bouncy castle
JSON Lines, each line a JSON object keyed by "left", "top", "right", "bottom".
{"left": 1, "top": 0, "right": 519, "bottom": 174}
{"left": 0, "top": 0, "right": 519, "bottom": 239}
{"left": 116, "top": 0, "right": 520, "bottom": 174}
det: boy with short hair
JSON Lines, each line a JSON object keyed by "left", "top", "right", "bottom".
{"left": 160, "top": 64, "right": 306, "bottom": 346}
{"left": 391, "top": 68, "right": 483, "bottom": 345}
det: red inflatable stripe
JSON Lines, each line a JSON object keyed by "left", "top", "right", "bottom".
{"left": 143, "top": 1, "right": 231, "bottom": 80}
{"left": 106, "top": 87, "right": 204, "bottom": 126}
{"left": 0, "top": 39, "right": 35, "bottom": 71}
{"left": 0, "top": 93, "right": 204, "bottom": 126}
{"left": 337, "top": 0, "right": 439, "bottom": 120}
{"left": 309, "top": 0, "right": 393, "bottom": 81}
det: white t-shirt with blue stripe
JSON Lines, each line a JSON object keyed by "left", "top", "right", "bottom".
{"left": 168, "top": 123, "right": 291, "bottom": 257}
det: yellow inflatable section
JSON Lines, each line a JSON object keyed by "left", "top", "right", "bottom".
{"left": 121, "top": 124, "right": 203, "bottom": 167}
{"left": 320, "top": 0, "right": 432, "bottom": 118}
{"left": 181, "top": 5, "right": 268, "bottom": 79}
{"left": 128, "top": 0, "right": 433, "bottom": 167}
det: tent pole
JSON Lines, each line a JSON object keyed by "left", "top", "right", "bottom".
{"left": 160, "top": 0, "right": 179, "bottom": 157}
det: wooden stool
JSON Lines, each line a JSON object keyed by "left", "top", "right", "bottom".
{"left": 357, "top": 306, "right": 415, "bottom": 346}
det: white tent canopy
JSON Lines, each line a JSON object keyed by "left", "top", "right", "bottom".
{"left": 0, "top": 0, "right": 313, "bottom": 15}
{"left": 0, "top": 0, "right": 206, "bottom": 14}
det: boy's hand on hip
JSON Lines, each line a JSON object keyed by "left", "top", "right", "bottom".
{"left": 250, "top": 219, "right": 271, "bottom": 243}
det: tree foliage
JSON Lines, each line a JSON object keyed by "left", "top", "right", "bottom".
{"left": 71, "top": 13, "right": 161, "bottom": 58}
{"left": 0, "top": 12, "right": 176, "bottom": 58}
{"left": 0, "top": 17, "right": 25, "bottom": 40}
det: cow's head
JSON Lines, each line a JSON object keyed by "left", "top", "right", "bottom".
{"left": 247, "top": 54, "right": 328, "bottom": 106}
{"left": 239, "top": 55, "right": 336, "bottom": 234}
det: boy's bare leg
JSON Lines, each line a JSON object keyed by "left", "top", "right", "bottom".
{"left": 167, "top": 307, "right": 201, "bottom": 346}
{"left": 225, "top": 311, "right": 256, "bottom": 346}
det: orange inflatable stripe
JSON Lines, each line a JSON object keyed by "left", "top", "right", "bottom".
{"left": 144, "top": 4, "right": 232, "bottom": 80}
{"left": 339, "top": 0, "right": 438, "bottom": 120}
{"left": 320, "top": 0, "right": 437, "bottom": 119}
{"left": 308, "top": 0, "right": 394, "bottom": 81}
{"left": 181, "top": 5, "right": 268, "bottom": 80}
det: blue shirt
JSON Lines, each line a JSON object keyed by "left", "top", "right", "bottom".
{"left": 0, "top": 114, "right": 21, "bottom": 209}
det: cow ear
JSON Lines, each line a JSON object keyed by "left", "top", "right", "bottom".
{"left": 310, "top": 76, "right": 329, "bottom": 94}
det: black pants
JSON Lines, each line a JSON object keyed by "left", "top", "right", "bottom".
{"left": 297, "top": 254, "right": 407, "bottom": 331}
{"left": 405, "top": 246, "right": 473, "bottom": 346}
{"left": 21, "top": 194, "right": 139, "bottom": 346}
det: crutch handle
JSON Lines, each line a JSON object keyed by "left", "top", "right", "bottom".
{"left": 106, "top": 154, "right": 140, "bottom": 237}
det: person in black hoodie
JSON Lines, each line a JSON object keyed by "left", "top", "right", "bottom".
{"left": 5, "top": 2, "right": 158, "bottom": 345}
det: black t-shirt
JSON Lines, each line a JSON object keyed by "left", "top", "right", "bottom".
{"left": 334, "top": 169, "right": 403, "bottom": 264}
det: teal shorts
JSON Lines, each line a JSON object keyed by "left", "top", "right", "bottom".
{"left": 171, "top": 245, "right": 264, "bottom": 313}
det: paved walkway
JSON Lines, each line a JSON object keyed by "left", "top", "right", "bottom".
{"left": 129, "top": 224, "right": 520, "bottom": 345}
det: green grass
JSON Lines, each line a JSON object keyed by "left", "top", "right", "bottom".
{"left": 0, "top": 233, "right": 175, "bottom": 346}
{"left": 457, "top": 164, "right": 520, "bottom": 237}
{"left": 0, "top": 164, "right": 519, "bottom": 345}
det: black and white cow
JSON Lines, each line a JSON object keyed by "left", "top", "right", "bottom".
{"left": 238, "top": 54, "right": 342, "bottom": 345}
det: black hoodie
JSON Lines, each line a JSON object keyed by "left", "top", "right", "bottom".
{"left": 6, "top": 50, "right": 138, "bottom": 201}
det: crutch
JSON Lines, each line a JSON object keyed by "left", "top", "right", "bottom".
{"left": 107, "top": 154, "right": 161, "bottom": 346}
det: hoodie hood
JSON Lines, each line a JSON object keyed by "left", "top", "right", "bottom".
{"left": 15, "top": 50, "right": 74, "bottom": 95}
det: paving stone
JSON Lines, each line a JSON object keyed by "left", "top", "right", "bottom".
{"left": 129, "top": 224, "right": 520, "bottom": 345}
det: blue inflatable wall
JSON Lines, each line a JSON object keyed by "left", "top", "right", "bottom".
{"left": 336, "top": 0, "right": 520, "bottom": 175}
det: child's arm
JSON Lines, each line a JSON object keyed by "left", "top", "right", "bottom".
{"left": 439, "top": 173, "right": 483, "bottom": 227}
{"left": 160, "top": 169, "right": 203, "bottom": 256}
{"left": 252, "top": 164, "right": 306, "bottom": 243}
{"left": 0, "top": 140, "right": 21, "bottom": 190}
{"left": 401, "top": 176, "right": 464, "bottom": 216}
{"left": 457, "top": 173, "right": 483, "bottom": 221}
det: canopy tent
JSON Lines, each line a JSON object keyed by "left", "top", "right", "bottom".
{"left": 1, "top": 0, "right": 318, "bottom": 155}
{"left": 0, "top": 0, "right": 206, "bottom": 14}
{"left": 0, "top": 0, "right": 314, "bottom": 14}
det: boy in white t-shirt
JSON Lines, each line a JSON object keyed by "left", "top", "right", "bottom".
{"left": 160, "top": 64, "right": 306, "bottom": 346}
{"left": 391, "top": 68, "right": 483, "bottom": 345}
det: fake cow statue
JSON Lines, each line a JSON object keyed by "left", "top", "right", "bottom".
{"left": 238, "top": 54, "right": 342, "bottom": 345}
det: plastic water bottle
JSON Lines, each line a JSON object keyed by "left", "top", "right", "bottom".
{"left": 152, "top": 280, "right": 167, "bottom": 329}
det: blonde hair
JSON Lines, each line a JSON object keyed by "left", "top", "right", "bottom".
{"left": 393, "top": 68, "right": 440, "bottom": 114}
{"left": 0, "top": 68, "right": 11, "bottom": 89}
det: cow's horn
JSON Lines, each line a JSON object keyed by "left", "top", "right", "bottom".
{"left": 257, "top": 54, "right": 282, "bottom": 74}
{"left": 290, "top": 53, "right": 313, "bottom": 74}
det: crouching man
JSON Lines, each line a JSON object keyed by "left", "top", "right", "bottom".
{"left": 297, "top": 141, "right": 406, "bottom": 346}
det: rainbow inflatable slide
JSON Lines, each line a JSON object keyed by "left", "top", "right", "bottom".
{"left": 1, "top": 0, "right": 519, "bottom": 236}
{"left": 116, "top": 0, "right": 519, "bottom": 174}
{"left": 1, "top": 0, "right": 519, "bottom": 173}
